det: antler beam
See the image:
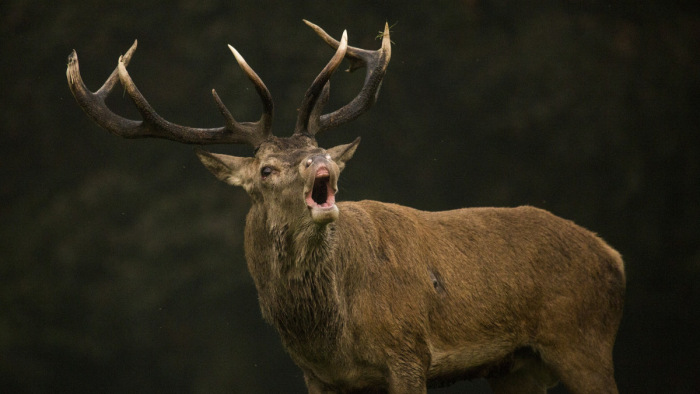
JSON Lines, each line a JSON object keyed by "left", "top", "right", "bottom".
{"left": 67, "top": 21, "right": 391, "bottom": 145}
{"left": 299, "top": 20, "right": 392, "bottom": 136}
{"left": 66, "top": 40, "right": 273, "bottom": 147}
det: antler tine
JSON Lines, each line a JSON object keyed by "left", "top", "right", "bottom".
{"left": 294, "top": 30, "right": 348, "bottom": 136}
{"left": 95, "top": 40, "right": 138, "bottom": 98}
{"left": 66, "top": 42, "right": 274, "bottom": 146}
{"left": 211, "top": 46, "right": 275, "bottom": 146}
{"left": 307, "top": 81, "right": 331, "bottom": 135}
{"left": 302, "top": 20, "right": 392, "bottom": 135}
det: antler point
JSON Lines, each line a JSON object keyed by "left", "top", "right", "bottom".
{"left": 228, "top": 45, "right": 245, "bottom": 65}
{"left": 303, "top": 19, "right": 317, "bottom": 29}
{"left": 67, "top": 50, "right": 78, "bottom": 66}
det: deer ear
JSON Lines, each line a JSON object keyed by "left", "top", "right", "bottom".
{"left": 195, "top": 149, "right": 254, "bottom": 187}
{"left": 327, "top": 137, "right": 361, "bottom": 172}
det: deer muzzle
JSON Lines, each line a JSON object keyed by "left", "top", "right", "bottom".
{"left": 304, "top": 155, "right": 339, "bottom": 224}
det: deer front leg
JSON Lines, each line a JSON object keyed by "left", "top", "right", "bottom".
{"left": 386, "top": 365, "right": 427, "bottom": 394}
{"left": 385, "top": 349, "right": 429, "bottom": 394}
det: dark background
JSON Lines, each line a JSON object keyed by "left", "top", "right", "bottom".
{"left": 2, "top": 0, "right": 698, "bottom": 392}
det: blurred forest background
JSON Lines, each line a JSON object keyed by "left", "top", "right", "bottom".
{"left": 2, "top": 0, "right": 698, "bottom": 392}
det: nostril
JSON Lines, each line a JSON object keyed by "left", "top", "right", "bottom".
{"left": 306, "top": 154, "right": 330, "bottom": 168}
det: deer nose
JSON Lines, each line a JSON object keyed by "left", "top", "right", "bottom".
{"left": 305, "top": 154, "right": 332, "bottom": 168}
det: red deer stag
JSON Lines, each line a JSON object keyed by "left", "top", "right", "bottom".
{"left": 67, "top": 20, "right": 625, "bottom": 394}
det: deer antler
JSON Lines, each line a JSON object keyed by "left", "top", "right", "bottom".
{"left": 66, "top": 40, "right": 274, "bottom": 147}
{"left": 294, "top": 30, "right": 348, "bottom": 135}
{"left": 296, "top": 20, "right": 392, "bottom": 136}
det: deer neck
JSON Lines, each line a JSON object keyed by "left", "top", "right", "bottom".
{"left": 245, "top": 204, "right": 343, "bottom": 358}
{"left": 252, "top": 203, "right": 335, "bottom": 269}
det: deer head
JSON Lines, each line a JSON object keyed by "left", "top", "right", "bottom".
{"left": 196, "top": 134, "right": 361, "bottom": 225}
{"left": 66, "top": 21, "right": 391, "bottom": 226}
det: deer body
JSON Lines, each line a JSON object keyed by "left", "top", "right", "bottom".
{"left": 245, "top": 197, "right": 624, "bottom": 393}
{"left": 67, "top": 21, "right": 625, "bottom": 393}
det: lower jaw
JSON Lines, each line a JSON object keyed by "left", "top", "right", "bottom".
{"left": 309, "top": 204, "right": 339, "bottom": 224}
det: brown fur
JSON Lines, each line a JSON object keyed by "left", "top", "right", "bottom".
{"left": 197, "top": 137, "right": 626, "bottom": 394}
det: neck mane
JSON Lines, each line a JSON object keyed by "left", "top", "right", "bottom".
{"left": 246, "top": 204, "right": 344, "bottom": 360}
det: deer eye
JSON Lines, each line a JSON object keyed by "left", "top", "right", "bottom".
{"left": 260, "top": 166, "right": 274, "bottom": 179}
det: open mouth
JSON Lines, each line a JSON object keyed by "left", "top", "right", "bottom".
{"left": 306, "top": 167, "right": 336, "bottom": 209}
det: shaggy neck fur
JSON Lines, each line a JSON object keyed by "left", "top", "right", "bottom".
{"left": 246, "top": 203, "right": 344, "bottom": 362}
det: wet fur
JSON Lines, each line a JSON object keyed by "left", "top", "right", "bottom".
{"left": 243, "top": 199, "right": 625, "bottom": 393}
